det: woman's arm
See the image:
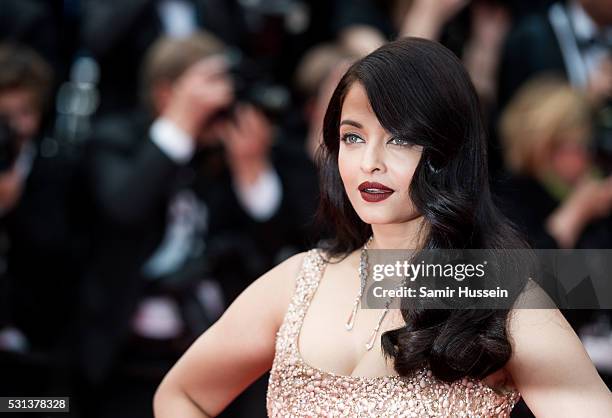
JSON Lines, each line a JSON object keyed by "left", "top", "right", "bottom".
{"left": 507, "top": 299, "right": 612, "bottom": 417}
{"left": 153, "top": 251, "right": 307, "bottom": 417}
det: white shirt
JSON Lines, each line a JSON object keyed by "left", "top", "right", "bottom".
{"left": 157, "top": 0, "right": 198, "bottom": 39}
{"left": 549, "top": 1, "right": 612, "bottom": 89}
{"left": 569, "top": 0, "right": 612, "bottom": 77}
{"left": 149, "top": 117, "right": 283, "bottom": 221}
{"left": 137, "top": 117, "right": 283, "bottom": 338}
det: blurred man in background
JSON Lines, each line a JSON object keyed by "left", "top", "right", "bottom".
{"left": 498, "top": 0, "right": 612, "bottom": 172}
{"left": 79, "top": 0, "right": 334, "bottom": 116}
{"left": 75, "top": 31, "right": 317, "bottom": 418}
{"left": 0, "top": 42, "right": 80, "bottom": 398}
{"left": 499, "top": 0, "right": 612, "bottom": 106}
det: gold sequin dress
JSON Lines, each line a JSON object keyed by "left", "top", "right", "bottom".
{"left": 266, "top": 249, "right": 522, "bottom": 417}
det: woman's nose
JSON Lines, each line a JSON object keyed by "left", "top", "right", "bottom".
{"left": 360, "top": 144, "right": 385, "bottom": 173}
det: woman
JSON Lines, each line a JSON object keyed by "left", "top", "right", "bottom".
{"left": 153, "top": 38, "right": 612, "bottom": 417}
{"left": 497, "top": 75, "right": 612, "bottom": 250}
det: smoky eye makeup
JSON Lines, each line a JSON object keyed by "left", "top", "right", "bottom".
{"left": 340, "top": 132, "right": 364, "bottom": 144}
{"left": 387, "top": 137, "right": 415, "bottom": 147}
{"left": 340, "top": 132, "right": 415, "bottom": 148}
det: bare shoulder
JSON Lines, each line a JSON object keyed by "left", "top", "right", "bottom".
{"left": 506, "top": 279, "right": 576, "bottom": 346}
{"left": 506, "top": 279, "right": 582, "bottom": 365}
{"left": 503, "top": 279, "right": 612, "bottom": 417}
{"left": 255, "top": 250, "right": 311, "bottom": 328}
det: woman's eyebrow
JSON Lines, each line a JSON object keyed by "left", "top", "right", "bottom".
{"left": 340, "top": 119, "right": 362, "bottom": 129}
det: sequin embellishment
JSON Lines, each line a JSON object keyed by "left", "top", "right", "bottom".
{"left": 266, "top": 249, "right": 521, "bottom": 417}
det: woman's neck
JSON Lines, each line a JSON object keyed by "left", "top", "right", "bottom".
{"left": 369, "top": 216, "right": 428, "bottom": 250}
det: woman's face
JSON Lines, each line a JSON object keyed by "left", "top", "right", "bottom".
{"left": 549, "top": 140, "right": 590, "bottom": 185}
{"left": 338, "top": 82, "right": 424, "bottom": 225}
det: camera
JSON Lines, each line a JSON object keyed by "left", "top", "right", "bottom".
{"left": 221, "top": 47, "right": 291, "bottom": 119}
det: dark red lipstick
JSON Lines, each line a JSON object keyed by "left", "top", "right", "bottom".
{"left": 358, "top": 181, "right": 394, "bottom": 202}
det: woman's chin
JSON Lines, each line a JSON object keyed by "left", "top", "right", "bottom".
{"left": 356, "top": 210, "right": 424, "bottom": 227}
{"left": 356, "top": 213, "right": 395, "bottom": 225}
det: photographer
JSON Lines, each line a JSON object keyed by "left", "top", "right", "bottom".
{"left": 0, "top": 43, "right": 80, "bottom": 395}
{"left": 78, "top": 31, "right": 317, "bottom": 417}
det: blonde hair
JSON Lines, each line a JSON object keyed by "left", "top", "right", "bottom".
{"left": 140, "top": 31, "right": 225, "bottom": 109}
{"left": 499, "top": 75, "right": 593, "bottom": 176}
{"left": 294, "top": 43, "right": 357, "bottom": 98}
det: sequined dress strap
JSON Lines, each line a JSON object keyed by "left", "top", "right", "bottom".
{"left": 276, "top": 248, "right": 326, "bottom": 358}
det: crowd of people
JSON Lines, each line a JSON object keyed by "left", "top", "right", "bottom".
{"left": 0, "top": 0, "right": 610, "bottom": 417}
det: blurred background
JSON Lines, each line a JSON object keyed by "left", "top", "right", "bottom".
{"left": 0, "top": 0, "right": 610, "bottom": 417}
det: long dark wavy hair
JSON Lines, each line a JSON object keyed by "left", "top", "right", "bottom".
{"left": 313, "top": 37, "right": 529, "bottom": 383}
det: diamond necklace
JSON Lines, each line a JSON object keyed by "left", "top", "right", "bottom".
{"left": 345, "top": 235, "right": 397, "bottom": 351}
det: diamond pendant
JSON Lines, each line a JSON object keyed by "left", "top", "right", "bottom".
{"left": 345, "top": 299, "right": 359, "bottom": 330}
{"left": 365, "top": 307, "right": 388, "bottom": 351}
{"left": 365, "top": 328, "right": 378, "bottom": 351}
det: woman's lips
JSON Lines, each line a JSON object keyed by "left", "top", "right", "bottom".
{"left": 358, "top": 181, "right": 394, "bottom": 202}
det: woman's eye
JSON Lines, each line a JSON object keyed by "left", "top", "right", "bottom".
{"left": 388, "top": 137, "right": 412, "bottom": 147}
{"left": 341, "top": 133, "right": 364, "bottom": 144}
